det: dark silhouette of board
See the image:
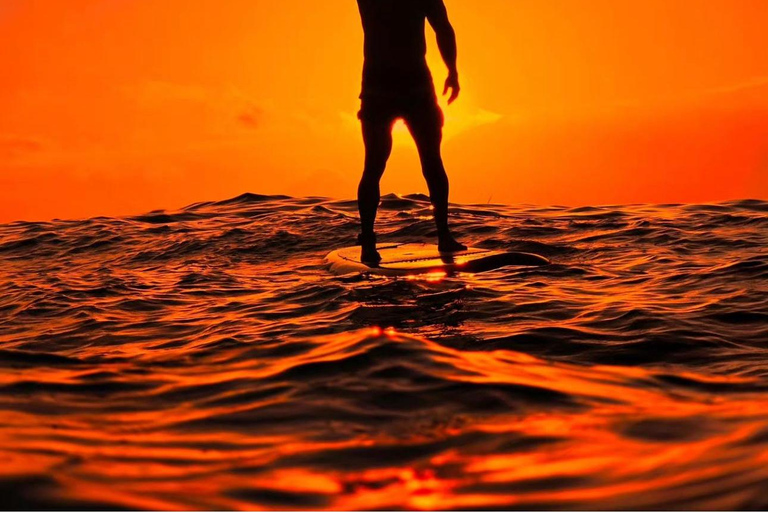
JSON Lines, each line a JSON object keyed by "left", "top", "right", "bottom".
{"left": 326, "top": 243, "right": 549, "bottom": 276}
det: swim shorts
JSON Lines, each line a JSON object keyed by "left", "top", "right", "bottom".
{"left": 358, "top": 92, "right": 444, "bottom": 128}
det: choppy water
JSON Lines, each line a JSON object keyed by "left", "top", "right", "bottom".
{"left": 1, "top": 193, "right": 767, "bottom": 510}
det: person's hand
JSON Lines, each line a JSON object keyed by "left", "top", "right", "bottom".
{"left": 443, "top": 71, "right": 460, "bottom": 104}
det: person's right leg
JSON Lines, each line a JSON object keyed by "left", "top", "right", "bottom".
{"left": 406, "top": 101, "right": 466, "bottom": 252}
{"left": 357, "top": 117, "right": 393, "bottom": 263}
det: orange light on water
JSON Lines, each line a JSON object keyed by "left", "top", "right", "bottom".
{"left": 406, "top": 271, "right": 448, "bottom": 283}
{"left": 400, "top": 468, "right": 453, "bottom": 510}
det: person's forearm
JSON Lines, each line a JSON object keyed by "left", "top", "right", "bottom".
{"left": 436, "top": 27, "right": 458, "bottom": 75}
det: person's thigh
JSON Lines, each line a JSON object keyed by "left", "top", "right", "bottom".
{"left": 359, "top": 101, "right": 395, "bottom": 175}
{"left": 404, "top": 99, "right": 444, "bottom": 164}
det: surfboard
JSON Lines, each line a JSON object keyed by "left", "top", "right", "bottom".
{"left": 326, "top": 243, "right": 549, "bottom": 276}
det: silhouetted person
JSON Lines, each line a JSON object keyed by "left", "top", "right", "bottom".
{"left": 356, "top": 0, "right": 467, "bottom": 263}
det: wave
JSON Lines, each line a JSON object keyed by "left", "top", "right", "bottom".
{"left": 0, "top": 194, "right": 766, "bottom": 509}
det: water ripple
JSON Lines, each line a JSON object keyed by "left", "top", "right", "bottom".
{"left": 0, "top": 195, "right": 766, "bottom": 509}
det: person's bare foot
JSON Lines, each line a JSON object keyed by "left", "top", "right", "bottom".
{"left": 358, "top": 233, "right": 382, "bottom": 264}
{"left": 438, "top": 235, "right": 468, "bottom": 253}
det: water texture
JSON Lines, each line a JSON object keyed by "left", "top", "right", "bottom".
{"left": 0, "top": 194, "right": 767, "bottom": 510}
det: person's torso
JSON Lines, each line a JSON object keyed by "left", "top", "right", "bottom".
{"left": 357, "top": 0, "right": 434, "bottom": 97}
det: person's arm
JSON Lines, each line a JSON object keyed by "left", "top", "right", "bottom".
{"left": 426, "top": 0, "right": 460, "bottom": 104}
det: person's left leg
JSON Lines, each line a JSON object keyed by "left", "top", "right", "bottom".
{"left": 357, "top": 113, "right": 394, "bottom": 263}
{"left": 406, "top": 102, "right": 467, "bottom": 252}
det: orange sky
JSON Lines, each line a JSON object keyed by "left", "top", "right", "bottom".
{"left": 1, "top": 0, "right": 766, "bottom": 221}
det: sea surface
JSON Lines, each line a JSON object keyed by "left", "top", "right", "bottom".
{"left": 1, "top": 193, "right": 767, "bottom": 510}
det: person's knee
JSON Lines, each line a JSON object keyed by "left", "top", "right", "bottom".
{"left": 362, "top": 161, "right": 387, "bottom": 180}
{"left": 360, "top": 169, "right": 385, "bottom": 191}
{"left": 414, "top": 140, "right": 443, "bottom": 167}
{"left": 363, "top": 144, "right": 391, "bottom": 177}
{"left": 421, "top": 158, "right": 447, "bottom": 179}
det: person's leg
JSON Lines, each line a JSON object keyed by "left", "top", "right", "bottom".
{"left": 406, "top": 103, "right": 466, "bottom": 252}
{"left": 358, "top": 116, "right": 393, "bottom": 262}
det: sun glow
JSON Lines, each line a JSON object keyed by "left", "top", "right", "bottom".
{"left": 390, "top": 87, "right": 504, "bottom": 149}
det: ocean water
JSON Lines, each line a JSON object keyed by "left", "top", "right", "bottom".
{"left": 1, "top": 193, "right": 767, "bottom": 510}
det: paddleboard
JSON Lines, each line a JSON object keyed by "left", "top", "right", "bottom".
{"left": 326, "top": 243, "right": 549, "bottom": 276}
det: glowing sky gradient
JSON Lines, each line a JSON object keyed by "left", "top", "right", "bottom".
{"left": 1, "top": 0, "right": 766, "bottom": 221}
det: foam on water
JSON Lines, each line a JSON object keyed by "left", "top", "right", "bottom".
{"left": 0, "top": 194, "right": 767, "bottom": 509}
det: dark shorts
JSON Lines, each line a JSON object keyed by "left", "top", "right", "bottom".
{"left": 358, "top": 92, "right": 444, "bottom": 129}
